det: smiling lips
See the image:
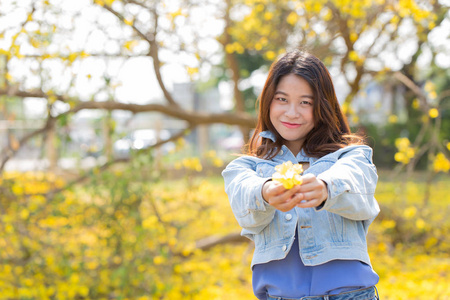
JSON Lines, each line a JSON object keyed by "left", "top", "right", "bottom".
{"left": 281, "top": 122, "right": 302, "bottom": 129}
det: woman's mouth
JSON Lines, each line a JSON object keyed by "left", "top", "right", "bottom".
{"left": 281, "top": 122, "right": 301, "bottom": 129}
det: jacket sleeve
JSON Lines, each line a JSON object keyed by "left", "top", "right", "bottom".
{"left": 222, "top": 156, "right": 276, "bottom": 234}
{"left": 316, "top": 146, "right": 380, "bottom": 221}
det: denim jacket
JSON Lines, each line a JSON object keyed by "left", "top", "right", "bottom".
{"left": 222, "top": 131, "right": 380, "bottom": 268}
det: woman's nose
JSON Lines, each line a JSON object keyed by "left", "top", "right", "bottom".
{"left": 284, "top": 105, "right": 299, "bottom": 118}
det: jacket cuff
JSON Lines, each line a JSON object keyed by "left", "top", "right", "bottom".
{"left": 252, "top": 178, "right": 275, "bottom": 211}
{"left": 315, "top": 173, "right": 351, "bottom": 211}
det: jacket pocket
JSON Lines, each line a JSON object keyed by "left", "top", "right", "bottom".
{"left": 257, "top": 212, "right": 286, "bottom": 250}
{"left": 327, "top": 212, "right": 347, "bottom": 243}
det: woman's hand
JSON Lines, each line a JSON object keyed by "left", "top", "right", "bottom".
{"left": 295, "top": 173, "right": 328, "bottom": 208}
{"left": 262, "top": 180, "right": 303, "bottom": 212}
{"left": 262, "top": 174, "right": 328, "bottom": 212}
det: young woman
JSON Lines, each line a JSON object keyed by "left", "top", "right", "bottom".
{"left": 222, "top": 50, "right": 380, "bottom": 300}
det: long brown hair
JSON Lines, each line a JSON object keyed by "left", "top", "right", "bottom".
{"left": 248, "top": 49, "right": 363, "bottom": 159}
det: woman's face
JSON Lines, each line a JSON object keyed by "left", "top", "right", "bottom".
{"left": 269, "top": 74, "right": 315, "bottom": 156}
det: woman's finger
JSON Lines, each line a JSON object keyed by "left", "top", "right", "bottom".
{"left": 296, "top": 198, "right": 322, "bottom": 208}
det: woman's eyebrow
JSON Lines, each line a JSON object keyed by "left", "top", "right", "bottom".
{"left": 275, "top": 90, "right": 314, "bottom": 99}
{"left": 274, "top": 90, "right": 288, "bottom": 96}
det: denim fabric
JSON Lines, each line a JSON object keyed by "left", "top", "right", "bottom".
{"left": 222, "top": 131, "right": 380, "bottom": 268}
{"left": 266, "top": 286, "right": 379, "bottom": 300}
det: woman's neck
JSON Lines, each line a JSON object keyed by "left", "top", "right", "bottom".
{"left": 285, "top": 143, "right": 302, "bottom": 157}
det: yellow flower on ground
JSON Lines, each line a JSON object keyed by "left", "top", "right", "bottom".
{"left": 403, "top": 206, "right": 417, "bottom": 219}
{"left": 153, "top": 256, "right": 165, "bottom": 265}
{"left": 272, "top": 161, "right": 303, "bottom": 189}
{"left": 416, "top": 218, "right": 426, "bottom": 229}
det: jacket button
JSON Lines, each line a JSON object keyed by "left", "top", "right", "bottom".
{"left": 280, "top": 150, "right": 284, "bottom": 155}
{"left": 282, "top": 245, "right": 287, "bottom": 251}
{"left": 285, "top": 214, "right": 292, "bottom": 221}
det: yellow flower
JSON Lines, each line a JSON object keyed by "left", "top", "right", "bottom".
{"left": 395, "top": 137, "right": 410, "bottom": 151}
{"left": 403, "top": 206, "right": 417, "bottom": 219}
{"left": 412, "top": 98, "right": 420, "bottom": 109}
{"left": 225, "top": 43, "right": 235, "bottom": 54}
{"left": 348, "top": 50, "right": 359, "bottom": 62}
{"left": 394, "top": 152, "right": 408, "bottom": 164}
{"left": 428, "top": 91, "right": 437, "bottom": 100}
{"left": 264, "top": 11, "right": 273, "bottom": 21}
{"left": 405, "top": 147, "right": 415, "bottom": 159}
{"left": 428, "top": 108, "right": 439, "bottom": 118}
{"left": 424, "top": 81, "right": 435, "bottom": 93}
{"left": 186, "top": 67, "right": 199, "bottom": 77}
{"left": 272, "top": 161, "right": 303, "bottom": 189}
{"left": 394, "top": 137, "right": 416, "bottom": 165}
{"left": 124, "top": 18, "right": 134, "bottom": 26}
{"left": 20, "top": 209, "right": 30, "bottom": 220}
{"left": 182, "top": 157, "right": 202, "bottom": 172}
{"left": 388, "top": 115, "right": 398, "bottom": 123}
{"left": 416, "top": 218, "right": 426, "bottom": 229}
{"left": 287, "top": 12, "right": 298, "bottom": 26}
{"left": 153, "top": 256, "right": 165, "bottom": 265}
{"left": 381, "top": 219, "right": 396, "bottom": 229}
{"left": 433, "top": 152, "right": 450, "bottom": 173}
{"left": 274, "top": 161, "right": 292, "bottom": 174}
{"left": 265, "top": 50, "right": 276, "bottom": 61}
{"left": 123, "top": 40, "right": 138, "bottom": 51}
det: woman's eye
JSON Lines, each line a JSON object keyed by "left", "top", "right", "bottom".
{"left": 277, "top": 97, "right": 287, "bottom": 102}
{"left": 301, "top": 100, "right": 312, "bottom": 105}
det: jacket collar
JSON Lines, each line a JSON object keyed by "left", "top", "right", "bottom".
{"left": 259, "top": 130, "right": 276, "bottom": 142}
{"left": 259, "top": 130, "right": 311, "bottom": 161}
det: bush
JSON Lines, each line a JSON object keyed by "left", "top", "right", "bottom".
{"left": 0, "top": 167, "right": 449, "bottom": 299}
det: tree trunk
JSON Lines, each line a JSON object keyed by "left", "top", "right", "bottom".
{"left": 46, "top": 127, "right": 57, "bottom": 172}
{"left": 102, "top": 111, "right": 113, "bottom": 161}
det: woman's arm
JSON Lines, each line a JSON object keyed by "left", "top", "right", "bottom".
{"left": 315, "top": 146, "right": 380, "bottom": 221}
{"left": 222, "top": 156, "right": 277, "bottom": 234}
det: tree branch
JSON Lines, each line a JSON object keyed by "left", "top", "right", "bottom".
{"left": 0, "top": 116, "right": 56, "bottom": 173}
{"left": 101, "top": 4, "right": 154, "bottom": 44}
{"left": 195, "top": 232, "right": 249, "bottom": 251}
{"left": 67, "top": 100, "right": 255, "bottom": 126}
{"left": 0, "top": 88, "right": 256, "bottom": 127}
{"left": 100, "top": 2, "right": 180, "bottom": 108}
{"left": 393, "top": 71, "right": 429, "bottom": 111}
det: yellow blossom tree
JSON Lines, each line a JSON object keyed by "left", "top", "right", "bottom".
{"left": 0, "top": 0, "right": 448, "bottom": 174}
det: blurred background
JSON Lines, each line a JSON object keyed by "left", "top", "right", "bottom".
{"left": 0, "top": 0, "right": 449, "bottom": 299}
